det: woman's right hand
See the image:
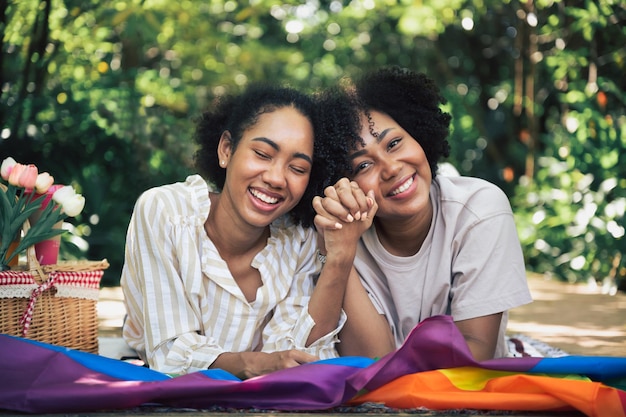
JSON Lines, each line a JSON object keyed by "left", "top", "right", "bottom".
{"left": 311, "top": 179, "right": 392, "bottom": 359}
{"left": 313, "top": 178, "right": 375, "bottom": 231}
{"left": 313, "top": 178, "right": 376, "bottom": 257}
{"left": 305, "top": 179, "right": 376, "bottom": 347}
{"left": 212, "top": 350, "right": 318, "bottom": 380}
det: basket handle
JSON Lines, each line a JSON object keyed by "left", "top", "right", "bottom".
{"left": 21, "top": 219, "right": 47, "bottom": 284}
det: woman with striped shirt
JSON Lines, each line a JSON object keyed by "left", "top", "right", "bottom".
{"left": 121, "top": 84, "right": 362, "bottom": 378}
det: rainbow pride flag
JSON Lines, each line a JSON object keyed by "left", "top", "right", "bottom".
{"left": 1, "top": 315, "right": 625, "bottom": 416}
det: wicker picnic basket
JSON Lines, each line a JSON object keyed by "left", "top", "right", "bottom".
{"left": 0, "top": 220, "right": 109, "bottom": 354}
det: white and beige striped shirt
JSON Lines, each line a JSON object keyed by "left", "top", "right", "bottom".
{"left": 121, "top": 175, "right": 343, "bottom": 374}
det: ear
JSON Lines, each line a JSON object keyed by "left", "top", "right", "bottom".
{"left": 217, "top": 130, "right": 232, "bottom": 168}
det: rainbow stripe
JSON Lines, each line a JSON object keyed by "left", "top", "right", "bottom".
{"left": 1, "top": 315, "right": 624, "bottom": 416}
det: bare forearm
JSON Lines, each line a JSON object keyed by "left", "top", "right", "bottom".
{"left": 305, "top": 251, "right": 355, "bottom": 345}
{"left": 211, "top": 350, "right": 317, "bottom": 379}
{"left": 210, "top": 351, "right": 250, "bottom": 379}
{"left": 464, "top": 338, "right": 497, "bottom": 361}
{"left": 455, "top": 313, "right": 503, "bottom": 361}
{"left": 337, "top": 269, "right": 395, "bottom": 358}
{"left": 308, "top": 180, "right": 378, "bottom": 347}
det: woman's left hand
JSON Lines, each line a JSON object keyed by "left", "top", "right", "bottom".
{"left": 313, "top": 177, "right": 375, "bottom": 231}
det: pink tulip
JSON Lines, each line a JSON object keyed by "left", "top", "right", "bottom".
{"left": 6, "top": 163, "right": 38, "bottom": 189}
{"left": 8, "top": 163, "right": 35, "bottom": 187}
{"left": 1, "top": 157, "right": 16, "bottom": 180}
{"left": 20, "top": 164, "right": 39, "bottom": 189}
{"left": 7, "top": 162, "right": 24, "bottom": 186}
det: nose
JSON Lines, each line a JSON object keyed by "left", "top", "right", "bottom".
{"left": 380, "top": 157, "right": 401, "bottom": 181}
{"left": 262, "top": 162, "right": 287, "bottom": 189}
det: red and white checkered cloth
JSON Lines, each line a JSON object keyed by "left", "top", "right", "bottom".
{"left": 0, "top": 270, "right": 103, "bottom": 336}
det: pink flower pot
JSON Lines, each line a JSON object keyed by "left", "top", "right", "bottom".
{"left": 29, "top": 206, "right": 63, "bottom": 265}
{"left": 34, "top": 233, "right": 61, "bottom": 265}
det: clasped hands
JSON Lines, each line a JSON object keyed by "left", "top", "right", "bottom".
{"left": 313, "top": 178, "right": 378, "bottom": 256}
{"left": 229, "top": 181, "right": 377, "bottom": 379}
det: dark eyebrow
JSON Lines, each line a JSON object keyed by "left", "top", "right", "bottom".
{"left": 348, "top": 127, "right": 393, "bottom": 161}
{"left": 252, "top": 137, "right": 313, "bottom": 164}
{"left": 375, "top": 128, "right": 393, "bottom": 143}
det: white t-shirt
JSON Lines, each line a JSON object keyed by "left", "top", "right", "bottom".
{"left": 354, "top": 175, "right": 533, "bottom": 358}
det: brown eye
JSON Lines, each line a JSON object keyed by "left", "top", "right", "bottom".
{"left": 388, "top": 138, "right": 401, "bottom": 150}
{"left": 352, "top": 161, "right": 370, "bottom": 175}
{"left": 291, "top": 165, "right": 308, "bottom": 175}
{"left": 254, "top": 150, "right": 271, "bottom": 160}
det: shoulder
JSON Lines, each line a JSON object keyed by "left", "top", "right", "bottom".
{"left": 134, "top": 174, "right": 210, "bottom": 217}
{"left": 434, "top": 175, "right": 513, "bottom": 218}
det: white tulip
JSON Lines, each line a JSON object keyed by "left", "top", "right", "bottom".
{"left": 52, "top": 185, "right": 86, "bottom": 217}
{"left": 62, "top": 194, "right": 86, "bottom": 217}
{"left": 34, "top": 172, "right": 55, "bottom": 194}
{"left": 1, "top": 157, "right": 17, "bottom": 180}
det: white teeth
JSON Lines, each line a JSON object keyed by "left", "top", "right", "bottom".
{"left": 390, "top": 176, "right": 414, "bottom": 196}
{"left": 250, "top": 189, "right": 279, "bottom": 204}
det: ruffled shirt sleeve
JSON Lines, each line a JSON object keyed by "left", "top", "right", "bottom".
{"left": 258, "top": 222, "right": 345, "bottom": 360}
{"left": 121, "top": 175, "right": 221, "bottom": 375}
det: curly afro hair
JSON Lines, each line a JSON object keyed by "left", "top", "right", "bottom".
{"left": 313, "top": 85, "right": 364, "bottom": 185}
{"left": 193, "top": 83, "right": 346, "bottom": 228}
{"left": 316, "top": 66, "right": 451, "bottom": 185}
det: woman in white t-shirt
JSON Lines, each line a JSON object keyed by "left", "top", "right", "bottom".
{"left": 121, "top": 84, "right": 354, "bottom": 378}
{"left": 313, "top": 67, "right": 533, "bottom": 361}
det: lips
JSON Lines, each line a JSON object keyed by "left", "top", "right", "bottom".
{"left": 250, "top": 188, "right": 282, "bottom": 205}
{"left": 388, "top": 175, "right": 414, "bottom": 196}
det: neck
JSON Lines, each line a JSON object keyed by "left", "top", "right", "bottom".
{"left": 205, "top": 192, "right": 269, "bottom": 258}
{"left": 374, "top": 202, "right": 433, "bottom": 257}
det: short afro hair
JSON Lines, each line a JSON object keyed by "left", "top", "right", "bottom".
{"left": 193, "top": 83, "right": 346, "bottom": 227}
{"left": 316, "top": 66, "right": 451, "bottom": 184}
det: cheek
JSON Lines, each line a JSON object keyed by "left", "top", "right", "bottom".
{"left": 291, "top": 174, "right": 311, "bottom": 198}
{"left": 415, "top": 145, "right": 429, "bottom": 164}
{"left": 353, "top": 175, "right": 378, "bottom": 195}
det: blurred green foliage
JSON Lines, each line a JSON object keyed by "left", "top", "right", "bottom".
{"left": 1, "top": 0, "right": 624, "bottom": 291}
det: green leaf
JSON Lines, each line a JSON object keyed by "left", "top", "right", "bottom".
{"left": 7, "top": 228, "right": 67, "bottom": 263}
{"left": 0, "top": 190, "right": 12, "bottom": 242}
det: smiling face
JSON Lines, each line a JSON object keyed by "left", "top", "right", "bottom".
{"left": 218, "top": 106, "right": 314, "bottom": 229}
{"left": 348, "top": 110, "right": 432, "bottom": 222}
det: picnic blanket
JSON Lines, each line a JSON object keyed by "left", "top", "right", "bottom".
{"left": 1, "top": 315, "right": 625, "bottom": 416}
